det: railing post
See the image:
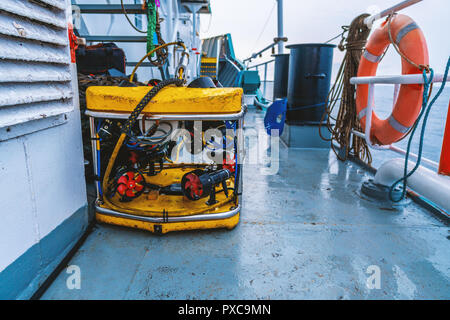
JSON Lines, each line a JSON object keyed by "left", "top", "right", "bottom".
{"left": 438, "top": 100, "right": 450, "bottom": 175}
{"left": 263, "top": 62, "right": 268, "bottom": 97}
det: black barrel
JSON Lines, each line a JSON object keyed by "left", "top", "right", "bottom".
{"left": 272, "top": 53, "right": 290, "bottom": 100}
{"left": 286, "top": 43, "right": 335, "bottom": 124}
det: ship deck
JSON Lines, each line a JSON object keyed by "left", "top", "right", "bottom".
{"left": 41, "top": 109, "right": 450, "bottom": 299}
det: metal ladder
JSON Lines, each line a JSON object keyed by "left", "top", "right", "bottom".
{"left": 71, "top": 1, "right": 210, "bottom": 79}
{"left": 72, "top": 1, "right": 153, "bottom": 69}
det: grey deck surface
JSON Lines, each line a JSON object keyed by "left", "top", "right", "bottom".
{"left": 42, "top": 109, "right": 450, "bottom": 300}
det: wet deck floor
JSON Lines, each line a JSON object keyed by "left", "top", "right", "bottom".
{"left": 42, "top": 109, "right": 450, "bottom": 299}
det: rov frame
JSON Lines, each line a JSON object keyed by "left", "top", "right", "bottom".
{"left": 86, "top": 106, "right": 245, "bottom": 234}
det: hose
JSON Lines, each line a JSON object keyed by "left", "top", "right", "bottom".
{"left": 129, "top": 41, "right": 187, "bottom": 83}
{"left": 132, "top": 121, "right": 173, "bottom": 144}
{"left": 389, "top": 57, "right": 450, "bottom": 202}
{"left": 120, "top": 0, "right": 146, "bottom": 34}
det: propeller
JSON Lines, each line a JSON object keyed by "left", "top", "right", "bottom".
{"left": 183, "top": 172, "right": 203, "bottom": 200}
{"left": 181, "top": 169, "right": 232, "bottom": 202}
{"left": 116, "top": 171, "right": 145, "bottom": 201}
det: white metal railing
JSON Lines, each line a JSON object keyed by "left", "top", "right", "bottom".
{"left": 350, "top": 73, "right": 449, "bottom": 85}
{"left": 247, "top": 59, "right": 275, "bottom": 100}
{"left": 364, "top": 0, "right": 423, "bottom": 27}
{"left": 349, "top": 73, "right": 450, "bottom": 170}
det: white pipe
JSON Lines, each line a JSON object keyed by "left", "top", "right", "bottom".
{"left": 351, "top": 129, "right": 365, "bottom": 139}
{"left": 350, "top": 73, "right": 449, "bottom": 85}
{"left": 365, "top": 84, "right": 390, "bottom": 150}
{"left": 388, "top": 145, "right": 439, "bottom": 169}
{"left": 351, "top": 129, "right": 439, "bottom": 169}
{"left": 364, "top": 0, "right": 423, "bottom": 27}
{"left": 373, "top": 158, "right": 450, "bottom": 212}
{"left": 393, "top": 83, "right": 400, "bottom": 105}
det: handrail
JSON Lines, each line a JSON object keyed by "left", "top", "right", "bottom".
{"left": 223, "top": 55, "right": 242, "bottom": 73}
{"left": 244, "top": 43, "right": 277, "bottom": 63}
{"left": 351, "top": 129, "right": 439, "bottom": 170}
{"left": 247, "top": 59, "right": 275, "bottom": 99}
{"left": 350, "top": 73, "right": 450, "bottom": 85}
{"left": 350, "top": 72, "right": 449, "bottom": 171}
{"left": 243, "top": 38, "right": 287, "bottom": 63}
{"left": 364, "top": 0, "right": 423, "bottom": 27}
{"left": 247, "top": 59, "right": 275, "bottom": 70}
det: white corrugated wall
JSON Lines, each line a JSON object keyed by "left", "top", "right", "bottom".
{"left": 0, "top": 0, "right": 88, "bottom": 299}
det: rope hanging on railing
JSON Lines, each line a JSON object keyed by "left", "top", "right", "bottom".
{"left": 319, "top": 14, "right": 373, "bottom": 164}
{"left": 387, "top": 13, "right": 430, "bottom": 72}
{"left": 389, "top": 57, "right": 450, "bottom": 202}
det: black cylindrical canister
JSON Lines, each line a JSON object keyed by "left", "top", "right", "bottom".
{"left": 286, "top": 43, "right": 335, "bottom": 124}
{"left": 272, "top": 53, "right": 290, "bottom": 100}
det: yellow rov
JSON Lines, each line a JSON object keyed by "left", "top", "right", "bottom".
{"left": 86, "top": 84, "right": 244, "bottom": 234}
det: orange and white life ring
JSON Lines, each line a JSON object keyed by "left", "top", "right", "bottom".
{"left": 356, "top": 14, "right": 429, "bottom": 145}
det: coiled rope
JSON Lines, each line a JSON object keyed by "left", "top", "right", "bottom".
{"left": 319, "top": 14, "right": 373, "bottom": 164}
{"left": 389, "top": 57, "right": 450, "bottom": 202}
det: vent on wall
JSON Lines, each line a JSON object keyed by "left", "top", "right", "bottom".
{"left": 0, "top": 0, "right": 73, "bottom": 141}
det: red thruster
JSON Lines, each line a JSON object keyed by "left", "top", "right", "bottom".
{"left": 117, "top": 171, "right": 145, "bottom": 200}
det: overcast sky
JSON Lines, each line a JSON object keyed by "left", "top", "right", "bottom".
{"left": 200, "top": 0, "right": 450, "bottom": 76}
